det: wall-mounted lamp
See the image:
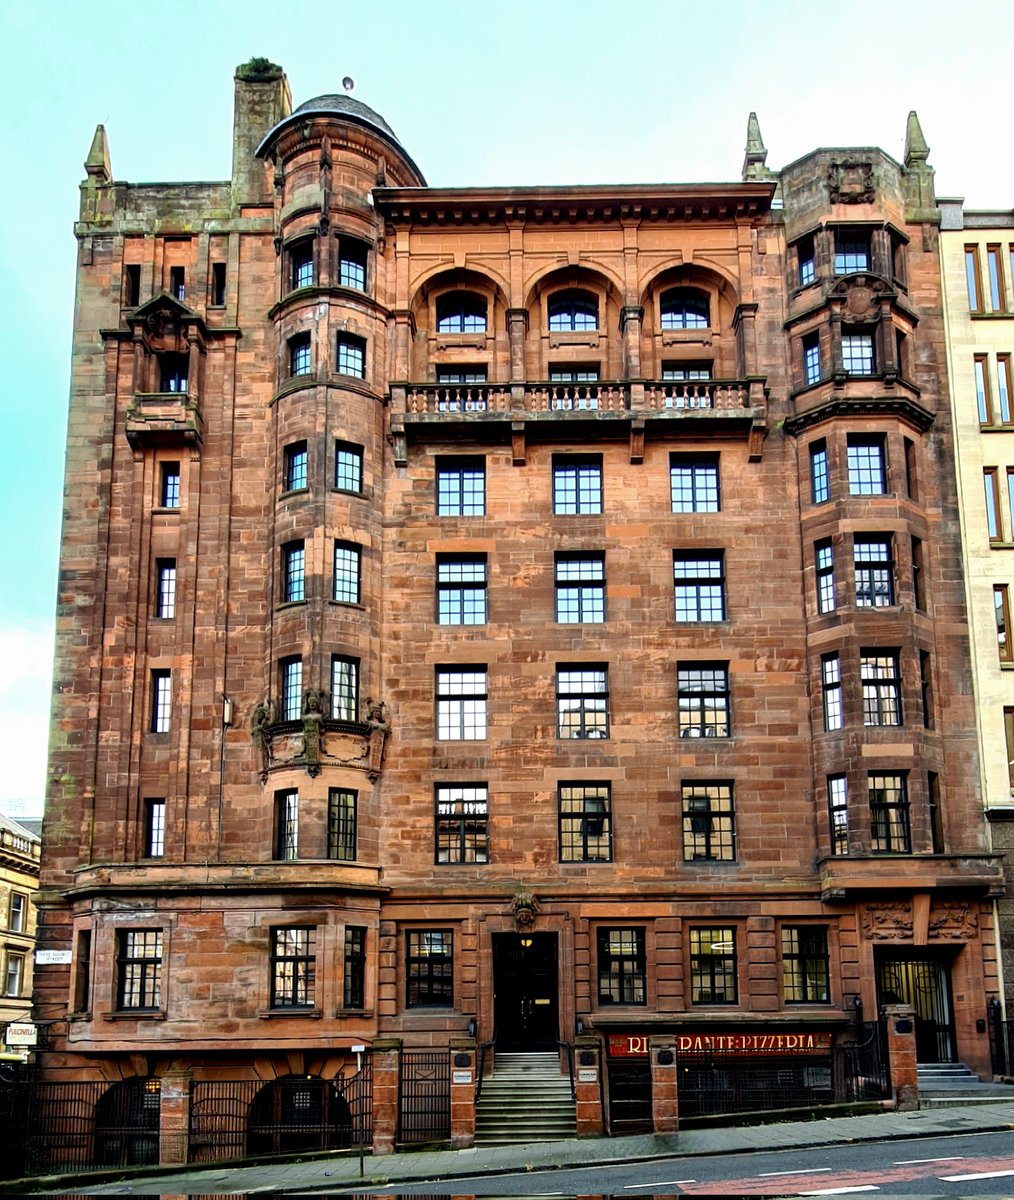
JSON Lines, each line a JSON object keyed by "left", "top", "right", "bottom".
{"left": 520, "top": 936, "right": 533, "bottom": 948}
{"left": 467, "top": 1017, "right": 476, "bottom": 1038}
{"left": 576, "top": 1017, "right": 585, "bottom": 1036}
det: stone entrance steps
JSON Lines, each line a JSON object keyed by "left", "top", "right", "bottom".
{"left": 474, "top": 1051, "right": 577, "bottom": 1145}
{"left": 918, "top": 1061, "right": 1014, "bottom": 1106}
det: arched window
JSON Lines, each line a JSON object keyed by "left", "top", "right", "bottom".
{"left": 95, "top": 1079, "right": 161, "bottom": 1166}
{"left": 548, "top": 289, "right": 598, "bottom": 332}
{"left": 436, "top": 292, "right": 487, "bottom": 334}
{"left": 660, "top": 288, "right": 710, "bottom": 330}
{"left": 247, "top": 1076, "right": 352, "bottom": 1156}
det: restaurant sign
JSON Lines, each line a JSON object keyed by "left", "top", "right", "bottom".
{"left": 608, "top": 1031, "right": 833, "bottom": 1058}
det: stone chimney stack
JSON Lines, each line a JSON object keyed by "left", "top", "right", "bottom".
{"left": 231, "top": 58, "right": 291, "bottom": 211}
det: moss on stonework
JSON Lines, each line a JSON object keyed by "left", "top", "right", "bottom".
{"left": 236, "top": 57, "right": 283, "bottom": 82}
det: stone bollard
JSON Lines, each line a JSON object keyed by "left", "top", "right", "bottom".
{"left": 649, "top": 1036, "right": 679, "bottom": 1133}
{"left": 449, "top": 1038, "right": 476, "bottom": 1148}
{"left": 884, "top": 1003, "right": 919, "bottom": 1110}
{"left": 370, "top": 1038, "right": 402, "bottom": 1154}
{"left": 573, "top": 1035, "right": 605, "bottom": 1136}
{"left": 158, "top": 1069, "right": 191, "bottom": 1165}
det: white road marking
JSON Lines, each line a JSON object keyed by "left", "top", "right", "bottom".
{"left": 893, "top": 1156, "right": 964, "bottom": 1164}
{"left": 623, "top": 1180, "right": 696, "bottom": 1189}
{"left": 940, "top": 1169, "right": 1014, "bottom": 1181}
{"left": 758, "top": 1167, "right": 833, "bottom": 1176}
{"left": 799, "top": 1188, "right": 880, "bottom": 1196}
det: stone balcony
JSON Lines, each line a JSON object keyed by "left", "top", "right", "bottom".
{"left": 392, "top": 378, "right": 767, "bottom": 462}
{"left": 819, "top": 853, "right": 1004, "bottom": 902}
{"left": 125, "top": 390, "right": 204, "bottom": 449}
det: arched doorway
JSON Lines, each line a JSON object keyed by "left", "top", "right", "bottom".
{"left": 246, "top": 1075, "right": 351, "bottom": 1156}
{"left": 94, "top": 1078, "right": 161, "bottom": 1166}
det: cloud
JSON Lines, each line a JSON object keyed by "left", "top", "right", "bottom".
{"left": 0, "top": 621, "right": 55, "bottom": 818}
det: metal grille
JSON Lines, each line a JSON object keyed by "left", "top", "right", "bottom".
{"left": 190, "top": 1067, "right": 371, "bottom": 1162}
{"left": 835, "top": 1025, "right": 889, "bottom": 1102}
{"left": 399, "top": 1051, "right": 450, "bottom": 1144}
{"left": 678, "top": 1055, "right": 835, "bottom": 1117}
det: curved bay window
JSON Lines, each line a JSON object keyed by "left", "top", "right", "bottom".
{"left": 436, "top": 291, "right": 487, "bottom": 333}
{"left": 548, "top": 289, "right": 598, "bottom": 331}
{"left": 660, "top": 288, "right": 710, "bottom": 330}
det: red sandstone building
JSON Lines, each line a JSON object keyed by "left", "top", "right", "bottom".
{"left": 33, "top": 60, "right": 1004, "bottom": 1156}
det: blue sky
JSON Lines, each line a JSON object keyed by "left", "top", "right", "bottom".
{"left": 1, "top": 0, "right": 1012, "bottom": 819}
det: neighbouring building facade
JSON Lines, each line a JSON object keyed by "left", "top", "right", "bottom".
{"left": 940, "top": 203, "right": 1014, "bottom": 1016}
{"left": 1, "top": 814, "right": 41, "bottom": 1058}
{"left": 33, "top": 60, "right": 1005, "bottom": 1152}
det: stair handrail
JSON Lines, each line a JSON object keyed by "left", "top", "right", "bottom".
{"left": 557, "top": 1038, "right": 576, "bottom": 1100}
{"left": 475, "top": 1029, "right": 497, "bottom": 1102}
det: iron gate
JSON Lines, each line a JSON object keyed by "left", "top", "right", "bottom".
{"left": 398, "top": 1051, "right": 450, "bottom": 1144}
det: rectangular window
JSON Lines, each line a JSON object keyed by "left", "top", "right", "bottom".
{"left": 280, "top": 656, "right": 302, "bottom": 721}
{"left": 555, "top": 553, "right": 605, "bottom": 623}
{"left": 74, "top": 929, "right": 92, "bottom": 1014}
{"left": 854, "top": 536, "right": 894, "bottom": 607}
{"left": 436, "top": 367, "right": 488, "bottom": 385}
{"left": 9, "top": 892, "right": 27, "bottom": 934}
{"left": 169, "top": 265, "right": 185, "bottom": 301}
{"left": 998, "top": 355, "right": 1013, "bottom": 424}
{"left": 556, "top": 666, "right": 609, "bottom": 739}
{"left": 911, "top": 537, "right": 926, "bottom": 611}
{"left": 284, "top": 441, "right": 308, "bottom": 492}
{"left": 160, "top": 462, "right": 181, "bottom": 509}
{"left": 4, "top": 953, "right": 24, "bottom": 998}
{"left": 782, "top": 927, "right": 830, "bottom": 1004}
{"left": 810, "top": 440, "right": 829, "bottom": 504}
{"left": 328, "top": 789, "right": 357, "bottom": 861}
{"left": 975, "top": 355, "right": 993, "bottom": 424}
{"left": 290, "top": 332, "right": 311, "bottom": 377}
{"left": 144, "top": 799, "right": 166, "bottom": 858}
{"left": 117, "top": 930, "right": 162, "bottom": 1010}
{"left": 920, "top": 650, "right": 934, "bottom": 729}
{"left": 677, "top": 664, "right": 729, "bottom": 738}
{"left": 903, "top": 437, "right": 917, "bottom": 500}
{"left": 842, "top": 333, "right": 875, "bottom": 375}
{"left": 928, "top": 771, "right": 944, "bottom": 853}
{"left": 271, "top": 927, "right": 315, "bottom": 1008}
{"left": 282, "top": 541, "right": 305, "bottom": 604}
{"left": 673, "top": 553, "right": 726, "bottom": 622}
{"left": 406, "top": 930, "right": 453, "bottom": 1007}
{"left": 211, "top": 261, "right": 226, "bottom": 306}
{"left": 436, "top": 668, "right": 488, "bottom": 740}
{"left": 597, "top": 927, "right": 646, "bottom": 1006}
{"left": 847, "top": 436, "right": 886, "bottom": 495}
{"left": 338, "top": 238, "right": 368, "bottom": 291}
{"left": 155, "top": 559, "right": 176, "bottom": 619}
{"left": 869, "top": 772, "right": 911, "bottom": 853}
{"left": 549, "top": 365, "right": 600, "bottom": 383}
{"left": 682, "top": 783, "right": 735, "bottom": 862}
{"left": 1005, "top": 710, "right": 1014, "bottom": 794}
{"left": 828, "top": 774, "right": 848, "bottom": 856}
{"left": 275, "top": 789, "right": 298, "bottom": 860}
{"left": 291, "top": 241, "right": 314, "bottom": 290}
{"left": 966, "top": 245, "right": 983, "bottom": 313}
{"left": 821, "top": 654, "right": 842, "bottom": 731}
{"left": 124, "top": 263, "right": 141, "bottom": 307}
{"left": 343, "top": 927, "right": 366, "bottom": 1008}
{"left": 861, "top": 651, "right": 902, "bottom": 725}
{"left": 690, "top": 927, "right": 737, "bottom": 1004}
{"left": 333, "top": 542, "right": 362, "bottom": 604}
{"left": 159, "top": 352, "right": 188, "bottom": 394}
{"left": 331, "top": 656, "right": 359, "bottom": 721}
{"left": 670, "top": 455, "right": 720, "bottom": 513}
{"left": 553, "top": 456, "right": 603, "bottom": 515}
{"left": 987, "top": 245, "right": 1007, "bottom": 313}
{"left": 835, "top": 234, "right": 870, "bottom": 275}
{"left": 995, "top": 584, "right": 1012, "bottom": 661}
{"left": 335, "top": 442, "right": 363, "bottom": 493}
{"left": 816, "top": 540, "right": 836, "bottom": 614}
{"left": 336, "top": 334, "right": 366, "bottom": 379}
{"left": 559, "top": 783, "right": 611, "bottom": 863}
{"left": 437, "top": 458, "right": 485, "bottom": 517}
{"left": 150, "top": 670, "right": 171, "bottom": 733}
{"left": 798, "top": 236, "right": 816, "bottom": 286}
{"left": 435, "top": 784, "right": 489, "bottom": 864}
{"left": 437, "top": 555, "right": 487, "bottom": 625}
{"left": 803, "top": 331, "right": 821, "bottom": 386}
{"left": 985, "top": 468, "right": 1002, "bottom": 541}
{"left": 661, "top": 363, "right": 711, "bottom": 381}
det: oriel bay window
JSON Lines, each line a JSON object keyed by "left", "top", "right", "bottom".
{"left": 289, "top": 239, "right": 314, "bottom": 291}
{"left": 597, "top": 927, "right": 646, "bottom": 1005}
{"left": 847, "top": 436, "right": 887, "bottom": 495}
{"left": 558, "top": 783, "right": 611, "bottom": 862}
{"left": 816, "top": 540, "right": 836, "bottom": 613}
{"left": 283, "top": 441, "right": 308, "bottom": 492}
{"left": 682, "top": 783, "right": 735, "bottom": 861}
{"left": 289, "top": 332, "right": 311, "bottom": 377}
{"left": 828, "top": 775, "right": 849, "bottom": 856}
{"left": 274, "top": 789, "right": 298, "bottom": 860}
{"left": 689, "top": 927, "right": 737, "bottom": 1004}
{"left": 854, "top": 536, "right": 894, "bottom": 607}
{"left": 333, "top": 542, "right": 361, "bottom": 604}
{"left": 435, "top": 784, "right": 488, "bottom": 863}
{"left": 407, "top": 930, "right": 453, "bottom": 1008}
{"left": 869, "top": 772, "right": 911, "bottom": 853}
{"left": 337, "top": 237, "right": 368, "bottom": 291}
{"left": 117, "top": 930, "right": 163, "bottom": 1010}
{"left": 336, "top": 334, "right": 366, "bottom": 379}
{"left": 782, "top": 926, "right": 830, "bottom": 1004}
{"left": 282, "top": 541, "right": 305, "bottom": 604}
{"left": 328, "top": 789, "right": 357, "bottom": 861}
{"left": 810, "top": 440, "right": 829, "bottom": 504}
{"left": 271, "top": 926, "right": 315, "bottom": 1008}
{"left": 331, "top": 656, "right": 359, "bottom": 721}
{"left": 821, "top": 654, "right": 843, "bottom": 731}
{"left": 334, "top": 442, "right": 363, "bottom": 493}
{"left": 280, "top": 657, "right": 302, "bottom": 720}
{"left": 861, "top": 651, "right": 902, "bottom": 726}
{"left": 343, "top": 927, "right": 366, "bottom": 1008}
{"left": 677, "top": 663, "right": 730, "bottom": 738}
{"left": 841, "top": 332, "right": 875, "bottom": 376}
{"left": 834, "top": 230, "right": 871, "bottom": 274}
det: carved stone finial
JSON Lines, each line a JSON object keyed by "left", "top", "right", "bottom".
{"left": 85, "top": 124, "right": 111, "bottom": 183}
{"left": 904, "top": 111, "right": 929, "bottom": 166}
{"left": 742, "top": 112, "right": 768, "bottom": 181}
{"left": 903, "top": 110, "right": 937, "bottom": 217}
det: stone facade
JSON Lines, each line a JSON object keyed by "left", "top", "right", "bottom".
{"left": 0, "top": 814, "right": 40, "bottom": 1056}
{"left": 35, "top": 64, "right": 1003, "bottom": 1136}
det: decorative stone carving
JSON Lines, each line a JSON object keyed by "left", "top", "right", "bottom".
{"left": 250, "top": 699, "right": 276, "bottom": 777}
{"left": 249, "top": 694, "right": 390, "bottom": 781}
{"left": 301, "top": 690, "right": 328, "bottom": 777}
{"left": 511, "top": 889, "right": 539, "bottom": 932}
{"left": 828, "top": 160, "right": 875, "bottom": 205}
{"left": 928, "top": 902, "right": 978, "bottom": 940}
{"left": 860, "top": 901, "right": 913, "bottom": 940}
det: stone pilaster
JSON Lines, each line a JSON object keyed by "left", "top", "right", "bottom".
{"left": 573, "top": 1035, "right": 605, "bottom": 1137}
{"left": 449, "top": 1038, "right": 476, "bottom": 1148}
{"left": 370, "top": 1038, "right": 402, "bottom": 1154}
{"left": 884, "top": 1004, "right": 919, "bottom": 1110}
{"left": 649, "top": 1036, "right": 678, "bottom": 1133}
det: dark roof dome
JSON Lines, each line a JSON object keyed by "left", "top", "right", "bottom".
{"left": 292, "top": 93, "right": 399, "bottom": 142}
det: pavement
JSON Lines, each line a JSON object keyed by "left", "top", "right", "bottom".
{"left": 9, "top": 1101, "right": 1014, "bottom": 1195}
